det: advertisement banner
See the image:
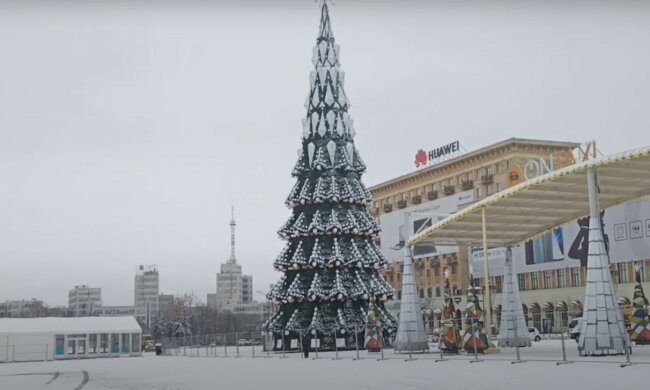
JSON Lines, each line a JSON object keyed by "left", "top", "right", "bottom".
{"left": 471, "top": 199, "right": 650, "bottom": 277}
{"left": 378, "top": 190, "right": 474, "bottom": 262}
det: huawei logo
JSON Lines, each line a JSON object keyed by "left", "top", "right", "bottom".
{"left": 415, "top": 149, "right": 428, "bottom": 168}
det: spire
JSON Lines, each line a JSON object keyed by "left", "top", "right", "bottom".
{"left": 228, "top": 205, "right": 237, "bottom": 264}
{"left": 318, "top": 1, "right": 334, "bottom": 40}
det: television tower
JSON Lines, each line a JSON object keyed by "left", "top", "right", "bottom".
{"left": 228, "top": 205, "right": 237, "bottom": 264}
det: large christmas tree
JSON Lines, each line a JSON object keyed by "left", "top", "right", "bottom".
{"left": 264, "top": 2, "right": 396, "bottom": 349}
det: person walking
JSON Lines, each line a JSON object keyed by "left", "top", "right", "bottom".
{"left": 302, "top": 332, "right": 311, "bottom": 358}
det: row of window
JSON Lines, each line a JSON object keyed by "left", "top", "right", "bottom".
{"left": 374, "top": 161, "right": 509, "bottom": 209}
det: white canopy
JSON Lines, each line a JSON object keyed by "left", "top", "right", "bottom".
{"left": 0, "top": 316, "right": 141, "bottom": 335}
{"left": 408, "top": 146, "right": 650, "bottom": 247}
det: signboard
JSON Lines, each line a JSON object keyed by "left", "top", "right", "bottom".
{"left": 507, "top": 150, "right": 576, "bottom": 188}
{"left": 379, "top": 190, "right": 474, "bottom": 262}
{"left": 471, "top": 199, "right": 650, "bottom": 277}
{"left": 415, "top": 141, "right": 462, "bottom": 168}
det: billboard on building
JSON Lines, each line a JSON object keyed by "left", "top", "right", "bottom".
{"left": 471, "top": 199, "right": 650, "bottom": 277}
{"left": 378, "top": 190, "right": 474, "bottom": 263}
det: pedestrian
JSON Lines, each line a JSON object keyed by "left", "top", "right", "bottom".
{"left": 302, "top": 332, "right": 311, "bottom": 358}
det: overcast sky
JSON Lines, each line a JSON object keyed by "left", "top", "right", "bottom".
{"left": 1, "top": 0, "right": 649, "bottom": 307}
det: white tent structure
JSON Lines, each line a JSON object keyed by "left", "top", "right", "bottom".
{"left": 0, "top": 316, "right": 142, "bottom": 362}
{"left": 409, "top": 146, "right": 650, "bottom": 355}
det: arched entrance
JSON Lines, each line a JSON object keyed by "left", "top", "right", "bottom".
{"left": 556, "top": 301, "right": 568, "bottom": 328}
{"left": 542, "top": 302, "right": 555, "bottom": 334}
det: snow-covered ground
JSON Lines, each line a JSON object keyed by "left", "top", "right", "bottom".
{"left": 1, "top": 340, "right": 648, "bottom": 390}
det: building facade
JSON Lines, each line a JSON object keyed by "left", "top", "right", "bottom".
{"left": 215, "top": 208, "right": 253, "bottom": 311}
{"left": 134, "top": 265, "right": 160, "bottom": 328}
{"left": 68, "top": 285, "right": 102, "bottom": 317}
{"left": 0, "top": 299, "right": 47, "bottom": 318}
{"left": 369, "top": 138, "right": 579, "bottom": 329}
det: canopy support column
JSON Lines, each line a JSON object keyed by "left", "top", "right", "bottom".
{"left": 578, "top": 167, "right": 629, "bottom": 355}
{"left": 481, "top": 208, "right": 493, "bottom": 338}
{"left": 394, "top": 212, "right": 429, "bottom": 353}
{"left": 498, "top": 246, "right": 531, "bottom": 348}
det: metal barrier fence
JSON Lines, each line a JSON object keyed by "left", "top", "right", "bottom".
{"left": 156, "top": 326, "right": 649, "bottom": 368}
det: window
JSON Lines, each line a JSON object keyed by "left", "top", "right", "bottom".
{"left": 518, "top": 274, "right": 527, "bottom": 291}
{"left": 496, "top": 182, "right": 503, "bottom": 192}
{"left": 397, "top": 290, "right": 402, "bottom": 300}
{"left": 100, "top": 334, "right": 108, "bottom": 353}
{"left": 427, "top": 288, "right": 432, "bottom": 298}
{"left": 89, "top": 334, "right": 97, "bottom": 354}
{"left": 618, "top": 263, "right": 629, "bottom": 283}
{"left": 531, "top": 272, "right": 539, "bottom": 289}
{"left": 426, "top": 269, "right": 431, "bottom": 278}
{"left": 434, "top": 267, "right": 440, "bottom": 276}
{"left": 571, "top": 267, "right": 581, "bottom": 287}
{"left": 436, "top": 287, "right": 441, "bottom": 297}
{"left": 452, "top": 285, "right": 458, "bottom": 295}
{"left": 55, "top": 335, "right": 65, "bottom": 356}
{"left": 495, "top": 276, "right": 502, "bottom": 293}
{"left": 132, "top": 333, "right": 141, "bottom": 353}
{"left": 451, "top": 265, "right": 457, "bottom": 275}
{"left": 497, "top": 162, "right": 506, "bottom": 173}
{"left": 476, "top": 187, "right": 482, "bottom": 198}
{"left": 487, "top": 185, "right": 493, "bottom": 195}
{"left": 487, "top": 166, "right": 493, "bottom": 175}
{"left": 419, "top": 289, "right": 424, "bottom": 299}
{"left": 544, "top": 271, "right": 552, "bottom": 289}
{"left": 557, "top": 269, "right": 566, "bottom": 288}
{"left": 121, "top": 334, "right": 130, "bottom": 353}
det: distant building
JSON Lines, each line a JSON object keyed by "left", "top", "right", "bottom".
{"left": 158, "top": 293, "right": 174, "bottom": 316}
{"left": 0, "top": 299, "right": 46, "bottom": 318}
{"left": 68, "top": 285, "right": 102, "bottom": 317}
{"left": 134, "top": 265, "right": 160, "bottom": 328}
{"left": 215, "top": 208, "right": 253, "bottom": 311}
{"left": 206, "top": 293, "right": 218, "bottom": 310}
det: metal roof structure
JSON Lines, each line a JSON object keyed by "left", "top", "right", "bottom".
{"left": 408, "top": 146, "right": 650, "bottom": 247}
{"left": 0, "top": 316, "right": 141, "bottom": 335}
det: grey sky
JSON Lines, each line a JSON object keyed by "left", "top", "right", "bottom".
{"left": 1, "top": 1, "right": 649, "bottom": 307}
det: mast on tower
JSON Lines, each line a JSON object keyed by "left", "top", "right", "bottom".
{"left": 228, "top": 205, "right": 237, "bottom": 264}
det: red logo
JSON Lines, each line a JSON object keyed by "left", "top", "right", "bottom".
{"left": 415, "top": 149, "right": 428, "bottom": 168}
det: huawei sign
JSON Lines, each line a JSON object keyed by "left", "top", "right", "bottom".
{"left": 415, "top": 150, "right": 428, "bottom": 168}
{"left": 414, "top": 141, "right": 462, "bottom": 168}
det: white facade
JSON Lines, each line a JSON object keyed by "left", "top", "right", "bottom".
{"left": 134, "top": 265, "right": 160, "bottom": 327}
{"left": 215, "top": 208, "right": 254, "bottom": 311}
{"left": 0, "top": 317, "right": 141, "bottom": 362}
{"left": 68, "top": 285, "right": 103, "bottom": 317}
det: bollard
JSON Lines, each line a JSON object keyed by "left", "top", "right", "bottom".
{"left": 280, "top": 331, "right": 288, "bottom": 359}
{"left": 353, "top": 325, "right": 361, "bottom": 360}
{"left": 333, "top": 329, "right": 342, "bottom": 360}
{"left": 312, "top": 331, "right": 320, "bottom": 360}
{"left": 266, "top": 331, "right": 272, "bottom": 358}
{"left": 469, "top": 319, "right": 482, "bottom": 363}
{"left": 299, "top": 333, "right": 304, "bottom": 359}
{"left": 403, "top": 320, "right": 416, "bottom": 362}
{"left": 377, "top": 327, "right": 386, "bottom": 361}
{"left": 556, "top": 330, "right": 573, "bottom": 365}
{"left": 621, "top": 337, "right": 634, "bottom": 368}
{"left": 511, "top": 315, "right": 525, "bottom": 364}
{"left": 434, "top": 328, "right": 447, "bottom": 362}
{"left": 224, "top": 334, "right": 228, "bottom": 358}
{"left": 235, "top": 332, "right": 240, "bottom": 358}
{"left": 252, "top": 340, "right": 256, "bottom": 358}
